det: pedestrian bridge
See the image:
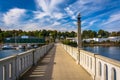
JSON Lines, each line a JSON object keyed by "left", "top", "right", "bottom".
{"left": 0, "top": 43, "right": 120, "bottom": 80}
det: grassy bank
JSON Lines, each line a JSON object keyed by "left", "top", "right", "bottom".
{"left": 83, "top": 43, "right": 120, "bottom": 47}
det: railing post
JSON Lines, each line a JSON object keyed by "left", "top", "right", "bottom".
{"left": 15, "top": 55, "right": 19, "bottom": 80}
{"left": 32, "top": 49, "right": 36, "bottom": 66}
{"left": 76, "top": 49, "right": 80, "bottom": 64}
{"left": 0, "top": 43, "right": 54, "bottom": 80}
{"left": 94, "top": 54, "right": 96, "bottom": 80}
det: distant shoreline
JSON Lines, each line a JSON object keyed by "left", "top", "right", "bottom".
{"left": 83, "top": 43, "right": 120, "bottom": 46}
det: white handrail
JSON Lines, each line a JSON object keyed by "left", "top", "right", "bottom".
{"left": 0, "top": 43, "right": 54, "bottom": 80}
{"left": 61, "top": 44, "right": 120, "bottom": 80}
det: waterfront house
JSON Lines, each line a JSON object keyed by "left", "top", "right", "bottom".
{"left": 83, "top": 36, "right": 120, "bottom": 42}
{"left": 4, "top": 35, "right": 45, "bottom": 44}
{"left": 66, "top": 37, "right": 77, "bottom": 42}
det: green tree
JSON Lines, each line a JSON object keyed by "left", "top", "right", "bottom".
{"left": 111, "top": 32, "right": 117, "bottom": 36}
{"left": 98, "top": 29, "right": 109, "bottom": 38}
{"left": 98, "top": 29, "right": 105, "bottom": 38}
{"left": 0, "top": 29, "right": 2, "bottom": 33}
{"left": 117, "top": 31, "right": 120, "bottom": 36}
{"left": 82, "top": 30, "right": 89, "bottom": 39}
{"left": 41, "top": 30, "right": 47, "bottom": 37}
{"left": 70, "top": 31, "right": 77, "bottom": 37}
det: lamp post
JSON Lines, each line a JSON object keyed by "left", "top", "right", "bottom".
{"left": 49, "top": 33, "right": 52, "bottom": 43}
{"left": 77, "top": 13, "right": 82, "bottom": 64}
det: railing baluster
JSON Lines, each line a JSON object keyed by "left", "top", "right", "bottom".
{"left": 0, "top": 43, "right": 54, "bottom": 80}
{"left": 61, "top": 44, "right": 120, "bottom": 80}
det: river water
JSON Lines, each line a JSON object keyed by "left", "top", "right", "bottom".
{"left": 0, "top": 49, "right": 24, "bottom": 59}
{"left": 0, "top": 46, "right": 120, "bottom": 61}
{"left": 83, "top": 46, "right": 120, "bottom": 61}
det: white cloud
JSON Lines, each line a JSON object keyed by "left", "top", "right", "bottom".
{"left": 34, "top": 0, "right": 65, "bottom": 20}
{"left": 36, "top": 0, "right": 49, "bottom": 12}
{"left": 3, "top": 8, "right": 26, "bottom": 25}
{"left": 65, "top": 7, "right": 74, "bottom": 15}
{"left": 100, "top": 21, "right": 120, "bottom": 32}
{"left": 52, "top": 22, "right": 60, "bottom": 26}
{"left": 50, "top": 0, "right": 64, "bottom": 11}
{"left": 1, "top": 0, "right": 119, "bottom": 32}
{"left": 22, "top": 23, "right": 40, "bottom": 31}
{"left": 64, "top": 7, "right": 77, "bottom": 19}
{"left": 53, "top": 12, "right": 63, "bottom": 19}
{"left": 73, "top": 21, "right": 76, "bottom": 25}
{"left": 81, "top": 20, "right": 86, "bottom": 25}
{"left": 64, "top": 0, "right": 111, "bottom": 20}
{"left": 34, "top": 11, "right": 49, "bottom": 19}
{"left": 89, "top": 20, "right": 97, "bottom": 26}
{"left": 35, "top": 0, "right": 64, "bottom": 13}
{"left": 34, "top": 0, "right": 65, "bottom": 30}
{"left": 29, "top": 0, "right": 120, "bottom": 31}
{"left": 99, "top": 12, "right": 120, "bottom": 31}
{"left": 0, "top": 13, "right": 3, "bottom": 25}
{"left": 103, "top": 12, "right": 120, "bottom": 25}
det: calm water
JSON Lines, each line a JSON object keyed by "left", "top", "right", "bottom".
{"left": 0, "top": 49, "right": 24, "bottom": 59}
{"left": 0, "top": 46, "right": 120, "bottom": 61}
{"left": 83, "top": 46, "right": 120, "bottom": 61}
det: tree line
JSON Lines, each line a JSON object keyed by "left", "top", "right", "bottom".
{"left": 82, "top": 29, "right": 120, "bottom": 39}
{"left": 0, "top": 29, "right": 77, "bottom": 43}
{"left": 0, "top": 28, "right": 120, "bottom": 43}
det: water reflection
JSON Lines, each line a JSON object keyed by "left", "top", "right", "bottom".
{"left": 0, "top": 49, "right": 25, "bottom": 59}
{"left": 83, "top": 46, "right": 120, "bottom": 61}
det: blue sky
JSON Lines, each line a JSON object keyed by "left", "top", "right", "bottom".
{"left": 0, "top": 0, "right": 120, "bottom": 32}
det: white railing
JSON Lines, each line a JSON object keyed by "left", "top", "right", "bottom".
{"left": 61, "top": 44, "right": 120, "bottom": 80}
{"left": 0, "top": 43, "right": 54, "bottom": 80}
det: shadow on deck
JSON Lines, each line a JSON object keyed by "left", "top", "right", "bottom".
{"left": 20, "top": 44, "right": 92, "bottom": 80}
{"left": 20, "top": 46, "right": 56, "bottom": 80}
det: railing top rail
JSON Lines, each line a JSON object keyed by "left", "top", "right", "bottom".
{"left": 0, "top": 43, "right": 54, "bottom": 80}
{"left": 0, "top": 43, "right": 54, "bottom": 62}
{"left": 95, "top": 54, "right": 120, "bottom": 67}
{"left": 0, "top": 55, "right": 16, "bottom": 62}
{"left": 62, "top": 44, "right": 120, "bottom": 67}
{"left": 80, "top": 49, "right": 97, "bottom": 57}
{"left": 0, "top": 49, "right": 35, "bottom": 62}
{"left": 18, "top": 49, "right": 35, "bottom": 56}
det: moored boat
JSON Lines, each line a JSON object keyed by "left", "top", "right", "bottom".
{"left": 2, "top": 45, "right": 14, "bottom": 50}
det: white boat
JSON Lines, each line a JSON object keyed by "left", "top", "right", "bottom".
{"left": 2, "top": 45, "right": 14, "bottom": 50}
{"left": 14, "top": 45, "right": 26, "bottom": 50}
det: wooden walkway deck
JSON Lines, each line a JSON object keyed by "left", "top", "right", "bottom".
{"left": 20, "top": 44, "right": 92, "bottom": 80}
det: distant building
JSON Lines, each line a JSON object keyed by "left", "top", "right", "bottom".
{"left": 66, "top": 37, "right": 77, "bottom": 42}
{"left": 108, "top": 36, "right": 120, "bottom": 41}
{"left": 4, "top": 35, "right": 45, "bottom": 44}
{"left": 83, "top": 36, "right": 120, "bottom": 42}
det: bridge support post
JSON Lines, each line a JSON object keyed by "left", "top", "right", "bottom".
{"left": 76, "top": 13, "right": 81, "bottom": 64}
{"left": 76, "top": 50, "right": 80, "bottom": 64}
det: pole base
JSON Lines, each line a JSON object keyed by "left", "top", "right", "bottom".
{"left": 76, "top": 60, "right": 80, "bottom": 64}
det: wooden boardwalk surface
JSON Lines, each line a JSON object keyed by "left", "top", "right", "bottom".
{"left": 20, "top": 44, "right": 92, "bottom": 80}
